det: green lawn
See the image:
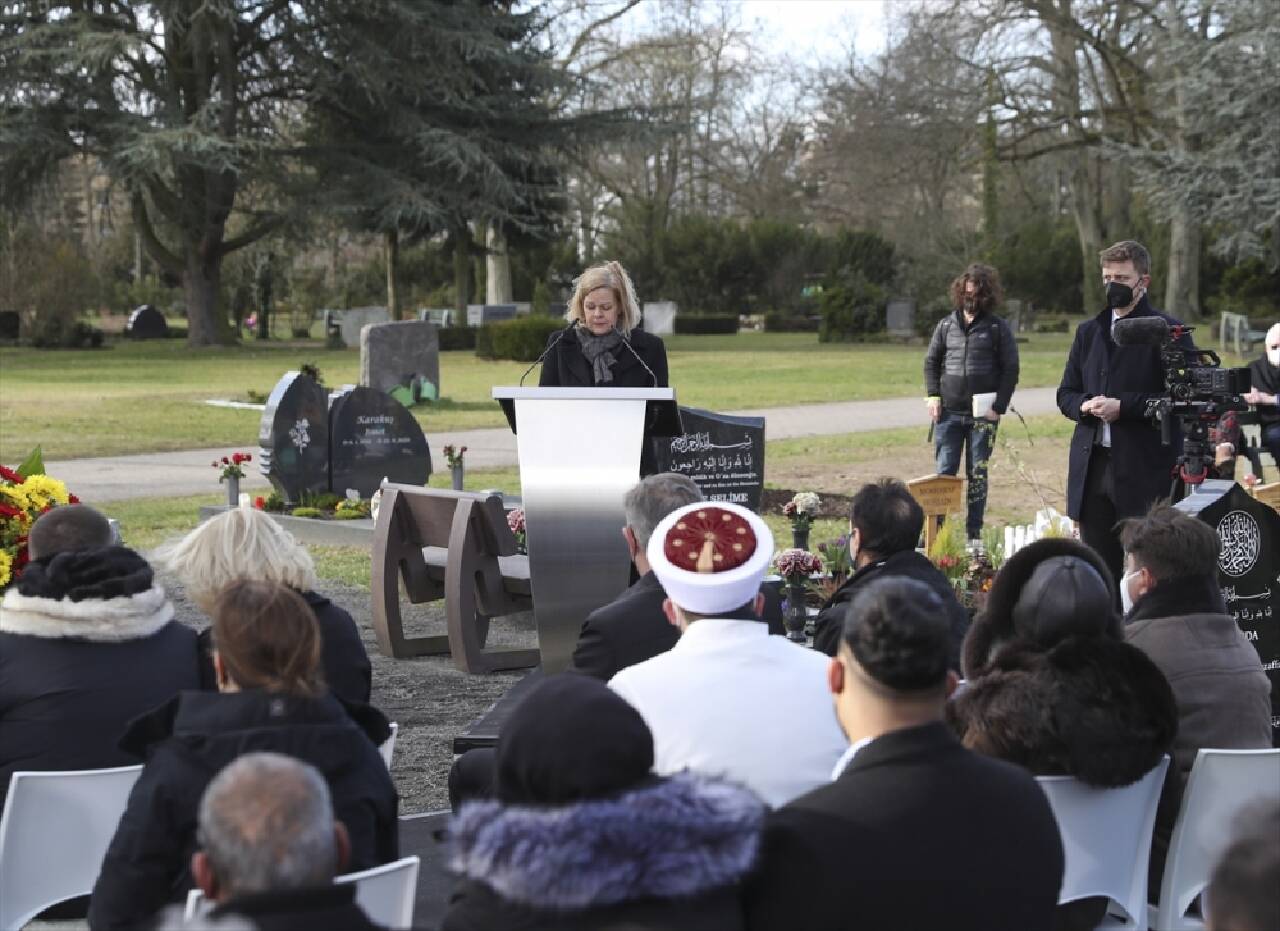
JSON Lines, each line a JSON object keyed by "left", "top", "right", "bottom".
{"left": 0, "top": 330, "right": 1078, "bottom": 460}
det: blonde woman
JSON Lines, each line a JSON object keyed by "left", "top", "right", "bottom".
{"left": 539, "top": 260, "right": 669, "bottom": 389}
{"left": 155, "top": 507, "right": 371, "bottom": 706}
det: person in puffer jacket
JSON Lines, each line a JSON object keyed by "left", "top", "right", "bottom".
{"left": 924, "top": 263, "right": 1020, "bottom": 540}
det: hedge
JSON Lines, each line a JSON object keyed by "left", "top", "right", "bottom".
{"left": 476, "top": 315, "right": 565, "bottom": 362}
{"left": 763, "top": 311, "right": 820, "bottom": 333}
{"left": 673, "top": 315, "right": 739, "bottom": 335}
{"left": 438, "top": 326, "right": 478, "bottom": 351}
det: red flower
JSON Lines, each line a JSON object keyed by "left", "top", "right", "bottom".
{"left": 68, "top": 494, "right": 80, "bottom": 504}
{"left": 0, "top": 464, "right": 23, "bottom": 483}
{"left": 254, "top": 496, "right": 266, "bottom": 510}
{"left": 221, "top": 456, "right": 230, "bottom": 465}
{"left": 244, "top": 453, "right": 251, "bottom": 462}
{"left": 212, "top": 461, "right": 219, "bottom": 468}
{"left": 0, "top": 501, "right": 22, "bottom": 519}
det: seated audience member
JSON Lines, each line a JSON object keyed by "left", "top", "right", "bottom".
{"left": 0, "top": 505, "right": 200, "bottom": 811}
{"left": 188, "top": 753, "right": 386, "bottom": 931}
{"left": 88, "top": 580, "right": 398, "bottom": 931}
{"left": 444, "top": 674, "right": 763, "bottom": 931}
{"left": 1206, "top": 802, "right": 1280, "bottom": 931}
{"left": 1241, "top": 322, "right": 1280, "bottom": 472}
{"left": 609, "top": 502, "right": 847, "bottom": 807}
{"left": 811, "top": 478, "right": 968, "bottom": 667}
{"left": 573, "top": 472, "right": 783, "bottom": 681}
{"left": 1119, "top": 504, "right": 1271, "bottom": 775}
{"left": 157, "top": 507, "right": 371, "bottom": 706}
{"left": 745, "top": 577, "right": 1064, "bottom": 931}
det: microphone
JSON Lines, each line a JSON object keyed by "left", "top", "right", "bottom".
{"left": 520, "top": 320, "right": 577, "bottom": 386}
{"left": 620, "top": 333, "right": 659, "bottom": 387}
{"left": 1112, "top": 316, "right": 1170, "bottom": 347}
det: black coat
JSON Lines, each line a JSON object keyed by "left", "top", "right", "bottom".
{"left": 1057, "top": 297, "right": 1194, "bottom": 520}
{"left": 87, "top": 689, "right": 398, "bottom": 931}
{"left": 538, "top": 326, "right": 669, "bottom": 389}
{"left": 925, "top": 309, "right": 1020, "bottom": 414}
{"left": 1248, "top": 356, "right": 1280, "bottom": 426}
{"left": 211, "top": 885, "right": 387, "bottom": 931}
{"left": 811, "top": 549, "right": 969, "bottom": 671}
{"left": 744, "top": 722, "right": 1064, "bottom": 931}
{"left": 570, "top": 570, "right": 785, "bottom": 681}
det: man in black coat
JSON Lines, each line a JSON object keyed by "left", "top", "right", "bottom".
{"left": 744, "top": 577, "right": 1064, "bottom": 931}
{"left": 1058, "top": 239, "right": 1195, "bottom": 589}
{"left": 1243, "top": 322, "right": 1280, "bottom": 477}
{"left": 811, "top": 478, "right": 968, "bottom": 670}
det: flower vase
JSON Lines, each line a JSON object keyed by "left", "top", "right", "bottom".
{"left": 451, "top": 463, "right": 464, "bottom": 491}
{"left": 791, "top": 526, "right": 809, "bottom": 551}
{"left": 226, "top": 475, "right": 239, "bottom": 508}
{"left": 785, "top": 580, "right": 808, "bottom": 643}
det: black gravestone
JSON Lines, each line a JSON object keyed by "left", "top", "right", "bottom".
{"left": 126, "top": 304, "right": 169, "bottom": 339}
{"left": 258, "top": 371, "right": 331, "bottom": 504}
{"left": 0, "top": 310, "right": 18, "bottom": 341}
{"left": 1176, "top": 480, "right": 1280, "bottom": 744}
{"left": 651, "top": 406, "right": 765, "bottom": 511}
{"left": 329, "top": 386, "right": 432, "bottom": 498}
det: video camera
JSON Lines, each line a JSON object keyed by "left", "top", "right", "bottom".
{"left": 1112, "top": 316, "right": 1252, "bottom": 489}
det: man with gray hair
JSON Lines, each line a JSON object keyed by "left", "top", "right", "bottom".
{"left": 190, "top": 752, "right": 385, "bottom": 930}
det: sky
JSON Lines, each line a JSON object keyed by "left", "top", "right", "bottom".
{"left": 736, "top": 0, "right": 889, "bottom": 62}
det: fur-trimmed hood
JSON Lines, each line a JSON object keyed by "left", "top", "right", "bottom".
{"left": 449, "top": 771, "right": 764, "bottom": 910}
{"left": 0, "top": 546, "right": 173, "bottom": 641}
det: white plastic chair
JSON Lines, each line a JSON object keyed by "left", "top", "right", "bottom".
{"left": 1037, "top": 755, "right": 1170, "bottom": 930}
{"left": 1150, "top": 748, "right": 1280, "bottom": 931}
{"left": 185, "top": 854, "right": 420, "bottom": 929}
{"left": 0, "top": 764, "right": 143, "bottom": 930}
{"left": 379, "top": 721, "right": 399, "bottom": 770}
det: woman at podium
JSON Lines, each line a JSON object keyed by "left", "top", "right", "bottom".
{"left": 539, "top": 260, "right": 669, "bottom": 389}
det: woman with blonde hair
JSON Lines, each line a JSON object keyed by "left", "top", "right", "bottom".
{"left": 156, "top": 507, "right": 371, "bottom": 705}
{"left": 539, "top": 260, "right": 669, "bottom": 390}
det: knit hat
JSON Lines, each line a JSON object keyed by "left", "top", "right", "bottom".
{"left": 494, "top": 674, "right": 654, "bottom": 805}
{"left": 1011, "top": 554, "right": 1114, "bottom": 646}
{"left": 647, "top": 502, "right": 774, "bottom": 615}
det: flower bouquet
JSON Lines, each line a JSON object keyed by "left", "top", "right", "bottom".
{"left": 927, "top": 516, "right": 967, "bottom": 583}
{"left": 782, "top": 491, "right": 821, "bottom": 549}
{"left": 444, "top": 445, "right": 468, "bottom": 490}
{"left": 814, "top": 535, "right": 853, "bottom": 600}
{"left": 774, "top": 547, "right": 823, "bottom": 643}
{"left": 507, "top": 507, "right": 527, "bottom": 554}
{"left": 212, "top": 452, "right": 252, "bottom": 506}
{"left": 1, "top": 447, "right": 78, "bottom": 589}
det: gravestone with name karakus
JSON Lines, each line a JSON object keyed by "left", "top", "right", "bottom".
{"left": 1176, "top": 479, "right": 1280, "bottom": 745}
{"left": 651, "top": 407, "right": 764, "bottom": 511}
{"left": 259, "top": 371, "right": 331, "bottom": 503}
{"left": 329, "top": 386, "right": 432, "bottom": 498}
{"left": 360, "top": 319, "right": 440, "bottom": 405}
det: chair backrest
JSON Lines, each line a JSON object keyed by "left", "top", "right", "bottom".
{"left": 186, "top": 854, "right": 420, "bottom": 928}
{"left": 1152, "top": 748, "right": 1280, "bottom": 931}
{"left": 0, "top": 765, "right": 143, "bottom": 930}
{"left": 379, "top": 721, "right": 399, "bottom": 770}
{"left": 1037, "top": 756, "right": 1170, "bottom": 930}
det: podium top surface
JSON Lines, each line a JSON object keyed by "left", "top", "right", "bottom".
{"left": 493, "top": 386, "right": 676, "bottom": 402}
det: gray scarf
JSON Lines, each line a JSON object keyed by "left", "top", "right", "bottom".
{"left": 575, "top": 327, "right": 624, "bottom": 384}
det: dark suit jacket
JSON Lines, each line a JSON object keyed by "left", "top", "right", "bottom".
{"left": 538, "top": 327, "right": 669, "bottom": 389}
{"left": 744, "top": 722, "right": 1064, "bottom": 931}
{"left": 1056, "top": 297, "right": 1193, "bottom": 520}
{"left": 571, "top": 570, "right": 785, "bottom": 682}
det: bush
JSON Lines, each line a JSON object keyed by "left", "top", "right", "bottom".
{"left": 438, "top": 326, "right": 477, "bottom": 351}
{"left": 818, "top": 273, "right": 887, "bottom": 343}
{"left": 1035, "top": 319, "right": 1070, "bottom": 333}
{"left": 915, "top": 296, "right": 953, "bottom": 338}
{"left": 30, "top": 320, "right": 105, "bottom": 349}
{"left": 290, "top": 507, "right": 324, "bottom": 519}
{"left": 763, "top": 311, "right": 819, "bottom": 333}
{"left": 476, "top": 315, "right": 564, "bottom": 362}
{"left": 674, "top": 314, "right": 739, "bottom": 335}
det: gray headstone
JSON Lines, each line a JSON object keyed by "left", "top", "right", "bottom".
{"left": 651, "top": 407, "right": 766, "bottom": 511}
{"left": 0, "top": 310, "right": 18, "bottom": 341}
{"left": 643, "top": 301, "right": 678, "bottom": 335}
{"left": 258, "top": 371, "right": 331, "bottom": 503}
{"left": 328, "top": 386, "right": 432, "bottom": 498}
{"left": 420, "top": 308, "right": 455, "bottom": 327}
{"left": 886, "top": 299, "right": 915, "bottom": 337}
{"left": 126, "top": 304, "right": 169, "bottom": 339}
{"left": 360, "top": 319, "right": 440, "bottom": 401}
{"left": 467, "top": 304, "right": 518, "bottom": 327}
{"left": 336, "top": 306, "right": 390, "bottom": 348}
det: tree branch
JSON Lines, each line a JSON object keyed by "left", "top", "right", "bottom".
{"left": 219, "top": 214, "right": 284, "bottom": 256}
{"left": 131, "top": 192, "right": 184, "bottom": 274}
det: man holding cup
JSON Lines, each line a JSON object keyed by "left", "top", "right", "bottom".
{"left": 924, "top": 263, "right": 1020, "bottom": 542}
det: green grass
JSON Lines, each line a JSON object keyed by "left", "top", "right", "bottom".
{"left": 0, "top": 330, "right": 1077, "bottom": 461}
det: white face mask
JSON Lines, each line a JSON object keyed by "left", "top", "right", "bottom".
{"left": 1120, "top": 568, "right": 1141, "bottom": 616}
{"left": 1268, "top": 347, "right": 1280, "bottom": 367}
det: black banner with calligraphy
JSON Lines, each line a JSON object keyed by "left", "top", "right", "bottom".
{"left": 650, "top": 407, "right": 765, "bottom": 512}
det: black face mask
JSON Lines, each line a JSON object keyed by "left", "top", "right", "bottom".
{"left": 1105, "top": 281, "right": 1135, "bottom": 310}
{"left": 963, "top": 297, "right": 976, "bottom": 314}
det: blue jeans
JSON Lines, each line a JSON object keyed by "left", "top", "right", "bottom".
{"left": 935, "top": 411, "right": 997, "bottom": 539}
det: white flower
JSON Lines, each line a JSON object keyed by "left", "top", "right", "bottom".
{"left": 792, "top": 491, "right": 821, "bottom": 515}
{"left": 289, "top": 418, "right": 311, "bottom": 450}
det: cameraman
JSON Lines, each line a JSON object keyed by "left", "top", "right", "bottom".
{"left": 1242, "top": 323, "right": 1280, "bottom": 477}
{"left": 1057, "top": 240, "right": 1194, "bottom": 592}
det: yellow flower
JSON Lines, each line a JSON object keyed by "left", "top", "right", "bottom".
{"left": 18, "top": 474, "right": 70, "bottom": 509}
{"left": 0, "top": 550, "right": 11, "bottom": 588}
{"left": 0, "top": 483, "right": 31, "bottom": 515}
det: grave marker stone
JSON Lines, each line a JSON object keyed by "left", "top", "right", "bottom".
{"left": 0, "top": 310, "right": 18, "bottom": 341}
{"left": 1177, "top": 479, "right": 1280, "bottom": 744}
{"left": 360, "top": 319, "right": 440, "bottom": 403}
{"left": 906, "top": 473, "right": 965, "bottom": 551}
{"left": 126, "top": 304, "right": 168, "bottom": 339}
{"left": 329, "top": 386, "right": 432, "bottom": 497}
{"left": 258, "top": 372, "right": 331, "bottom": 503}
{"left": 642, "top": 301, "right": 678, "bottom": 335}
{"left": 651, "top": 407, "right": 764, "bottom": 511}
{"left": 336, "top": 306, "right": 390, "bottom": 348}
{"left": 467, "top": 304, "right": 518, "bottom": 327}
{"left": 886, "top": 299, "right": 916, "bottom": 339}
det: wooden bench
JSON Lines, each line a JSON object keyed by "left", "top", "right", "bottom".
{"left": 370, "top": 485, "right": 539, "bottom": 674}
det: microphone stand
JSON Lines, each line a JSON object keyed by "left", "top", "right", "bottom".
{"left": 519, "top": 320, "right": 578, "bottom": 386}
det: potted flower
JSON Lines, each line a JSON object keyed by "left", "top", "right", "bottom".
{"left": 444, "top": 445, "right": 468, "bottom": 491}
{"left": 212, "top": 452, "right": 252, "bottom": 506}
{"left": 507, "top": 506, "right": 527, "bottom": 554}
{"left": 816, "top": 535, "right": 853, "bottom": 598}
{"left": 774, "top": 547, "right": 823, "bottom": 643}
{"left": 782, "top": 491, "right": 821, "bottom": 550}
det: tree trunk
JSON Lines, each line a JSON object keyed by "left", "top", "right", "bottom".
{"left": 185, "top": 251, "right": 233, "bottom": 347}
{"left": 385, "top": 228, "right": 401, "bottom": 320}
{"left": 485, "top": 222, "right": 513, "bottom": 304}
{"left": 1064, "top": 153, "right": 1104, "bottom": 312}
{"left": 1165, "top": 208, "right": 1201, "bottom": 318}
{"left": 452, "top": 228, "right": 471, "bottom": 318}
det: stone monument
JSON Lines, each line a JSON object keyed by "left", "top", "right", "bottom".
{"left": 886, "top": 299, "right": 916, "bottom": 340}
{"left": 466, "top": 304, "right": 517, "bottom": 327}
{"left": 651, "top": 407, "right": 765, "bottom": 511}
{"left": 642, "top": 301, "right": 678, "bottom": 335}
{"left": 329, "top": 386, "right": 432, "bottom": 497}
{"left": 126, "top": 304, "right": 169, "bottom": 339}
{"left": 0, "top": 310, "right": 18, "bottom": 341}
{"left": 258, "top": 371, "right": 331, "bottom": 503}
{"left": 335, "top": 306, "right": 390, "bottom": 348}
{"left": 360, "top": 319, "right": 440, "bottom": 403}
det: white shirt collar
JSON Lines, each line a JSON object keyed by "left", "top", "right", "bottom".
{"left": 674, "top": 617, "right": 768, "bottom": 651}
{"left": 831, "top": 734, "right": 876, "bottom": 780}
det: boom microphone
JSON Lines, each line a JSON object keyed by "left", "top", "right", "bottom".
{"left": 519, "top": 319, "right": 578, "bottom": 386}
{"left": 1112, "top": 316, "right": 1170, "bottom": 347}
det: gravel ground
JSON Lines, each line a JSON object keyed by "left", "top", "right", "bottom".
{"left": 165, "top": 573, "right": 533, "bottom": 814}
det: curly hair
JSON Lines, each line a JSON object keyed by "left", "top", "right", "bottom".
{"left": 842, "top": 577, "right": 951, "bottom": 693}
{"left": 948, "top": 263, "right": 1004, "bottom": 315}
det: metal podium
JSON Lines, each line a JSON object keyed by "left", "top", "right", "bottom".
{"left": 493, "top": 387, "right": 682, "bottom": 672}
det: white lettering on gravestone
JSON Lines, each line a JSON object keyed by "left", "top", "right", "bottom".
{"left": 1218, "top": 510, "right": 1262, "bottom": 577}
